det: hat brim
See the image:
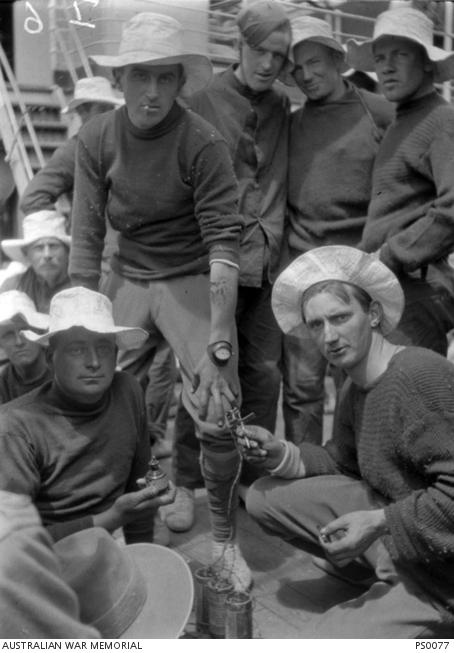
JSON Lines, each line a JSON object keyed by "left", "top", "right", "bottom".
{"left": 90, "top": 53, "right": 213, "bottom": 96}
{"left": 61, "top": 96, "right": 124, "bottom": 114}
{"left": 0, "top": 310, "right": 49, "bottom": 333}
{"left": 1, "top": 236, "right": 71, "bottom": 266}
{"left": 347, "top": 37, "right": 454, "bottom": 83}
{"left": 121, "top": 544, "right": 194, "bottom": 638}
{"left": 281, "top": 38, "right": 349, "bottom": 86}
{"left": 22, "top": 324, "right": 148, "bottom": 351}
{"left": 272, "top": 246, "right": 404, "bottom": 337}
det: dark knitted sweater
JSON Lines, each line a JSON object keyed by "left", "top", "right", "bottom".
{"left": 0, "top": 372, "right": 152, "bottom": 543}
{"left": 20, "top": 136, "right": 76, "bottom": 215}
{"left": 0, "top": 362, "right": 52, "bottom": 405}
{"left": 69, "top": 102, "right": 243, "bottom": 286}
{"left": 361, "top": 91, "right": 454, "bottom": 274}
{"left": 188, "top": 66, "right": 290, "bottom": 286}
{"left": 0, "top": 267, "right": 71, "bottom": 313}
{"left": 287, "top": 81, "right": 393, "bottom": 254}
{"left": 297, "top": 347, "right": 454, "bottom": 616}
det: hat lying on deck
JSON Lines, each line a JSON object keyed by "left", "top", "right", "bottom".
{"left": 55, "top": 527, "right": 194, "bottom": 638}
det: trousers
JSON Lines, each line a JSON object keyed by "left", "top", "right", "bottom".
{"left": 102, "top": 270, "right": 241, "bottom": 541}
{"left": 171, "top": 281, "right": 282, "bottom": 488}
{"left": 246, "top": 474, "right": 449, "bottom": 638}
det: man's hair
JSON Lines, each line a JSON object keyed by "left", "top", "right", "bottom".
{"left": 301, "top": 279, "right": 373, "bottom": 319}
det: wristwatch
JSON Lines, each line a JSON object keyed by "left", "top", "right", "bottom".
{"left": 207, "top": 340, "right": 233, "bottom": 367}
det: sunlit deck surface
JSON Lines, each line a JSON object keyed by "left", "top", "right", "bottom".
{"left": 160, "top": 384, "right": 362, "bottom": 639}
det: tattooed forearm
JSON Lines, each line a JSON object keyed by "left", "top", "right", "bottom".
{"left": 210, "top": 278, "right": 231, "bottom": 306}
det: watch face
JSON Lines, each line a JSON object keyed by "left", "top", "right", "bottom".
{"left": 215, "top": 347, "right": 231, "bottom": 362}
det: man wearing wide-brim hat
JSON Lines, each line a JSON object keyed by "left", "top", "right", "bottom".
{"left": 0, "top": 210, "right": 71, "bottom": 313}
{"left": 170, "top": 0, "right": 293, "bottom": 534}
{"left": 0, "top": 290, "right": 50, "bottom": 404}
{"left": 242, "top": 245, "right": 454, "bottom": 637}
{"left": 0, "top": 286, "right": 175, "bottom": 547}
{"left": 347, "top": 6, "right": 454, "bottom": 355}
{"left": 20, "top": 76, "right": 123, "bottom": 218}
{"left": 68, "top": 13, "right": 250, "bottom": 588}
{"left": 281, "top": 14, "right": 393, "bottom": 447}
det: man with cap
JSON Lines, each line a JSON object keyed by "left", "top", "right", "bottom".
{"left": 69, "top": 13, "right": 250, "bottom": 589}
{"left": 0, "top": 286, "right": 175, "bottom": 545}
{"left": 282, "top": 15, "right": 393, "bottom": 446}
{"left": 0, "top": 491, "right": 194, "bottom": 638}
{"left": 0, "top": 210, "right": 71, "bottom": 312}
{"left": 167, "top": 0, "right": 293, "bottom": 532}
{"left": 0, "top": 291, "right": 50, "bottom": 404}
{"left": 242, "top": 245, "right": 454, "bottom": 637}
{"left": 348, "top": 6, "right": 454, "bottom": 355}
{"left": 20, "top": 76, "right": 123, "bottom": 218}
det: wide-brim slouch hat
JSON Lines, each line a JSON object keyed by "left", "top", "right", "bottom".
{"left": 1, "top": 210, "right": 71, "bottom": 266}
{"left": 236, "top": 0, "right": 294, "bottom": 86}
{"left": 62, "top": 76, "right": 124, "bottom": 114}
{"left": 55, "top": 528, "right": 194, "bottom": 638}
{"left": 272, "top": 245, "right": 404, "bottom": 337}
{"left": 89, "top": 12, "right": 213, "bottom": 96}
{"left": 0, "top": 290, "right": 49, "bottom": 332}
{"left": 347, "top": 7, "right": 454, "bottom": 83}
{"left": 23, "top": 287, "right": 148, "bottom": 351}
{"left": 280, "top": 15, "right": 349, "bottom": 85}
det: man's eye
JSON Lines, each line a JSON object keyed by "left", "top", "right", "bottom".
{"left": 67, "top": 346, "right": 85, "bottom": 356}
{"left": 96, "top": 345, "right": 113, "bottom": 356}
{"left": 159, "top": 74, "right": 175, "bottom": 84}
{"left": 332, "top": 314, "right": 349, "bottom": 324}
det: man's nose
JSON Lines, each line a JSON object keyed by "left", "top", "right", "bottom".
{"left": 14, "top": 331, "right": 25, "bottom": 347}
{"left": 145, "top": 76, "right": 159, "bottom": 97}
{"left": 85, "top": 347, "right": 100, "bottom": 369}
{"left": 379, "top": 55, "right": 395, "bottom": 74}
{"left": 42, "top": 245, "right": 52, "bottom": 258}
{"left": 323, "top": 322, "right": 338, "bottom": 343}
{"left": 301, "top": 65, "right": 313, "bottom": 82}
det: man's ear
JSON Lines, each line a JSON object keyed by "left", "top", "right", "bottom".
{"left": 369, "top": 300, "right": 383, "bottom": 329}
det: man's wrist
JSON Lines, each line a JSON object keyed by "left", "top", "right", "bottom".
{"left": 207, "top": 340, "right": 233, "bottom": 367}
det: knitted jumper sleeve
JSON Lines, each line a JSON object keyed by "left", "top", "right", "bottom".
{"left": 379, "top": 106, "right": 454, "bottom": 272}
{"left": 69, "top": 132, "right": 108, "bottom": 289}
{"left": 382, "top": 361, "right": 454, "bottom": 566}
{"left": 20, "top": 137, "right": 76, "bottom": 216}
{"left": 123, "top": 381, "right": 155, "bottom": 544}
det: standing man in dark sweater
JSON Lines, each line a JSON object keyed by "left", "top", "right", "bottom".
{"left": 348, "top": 6, "right": 454, "bottom": 355}
{"left": 244, "top": 246, "right": 454, "bottom": 637}
{"left": 166, "top": 0, "right": 293, "bottom": 532}
{"left": 19, "top": 76, "right": 123, "bottom": 218}
{"left": 69, "top": 13, "right": 250, "bottom": 588}
{"left": 0, "top": 287, "right": 175, "bottom": 545}
{"left": 283, "top": 16, "right": 393, "bottom": 446}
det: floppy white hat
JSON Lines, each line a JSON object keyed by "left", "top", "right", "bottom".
{"left": 0, "top": 290, "right": 49, "bottom": 332}
{"left": 272, "top": 245, "right": 404, "bottom": 337}
{"left": 347, "top": 7, "right": 454, "bottom": 83}
{"left": 24, "top": 287, "right": 148, "bottom": 351}
{"left": 90, "top": 12, "right": 212, "bottom": 96}
{"left": 55, "top": 528, "right": 194, "bottom": 638}
{"left": 61, "top": 76, "right": 124, "bottom": 114}
{"left": 1, "top": 210, "right": 71, "bottom": 266}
